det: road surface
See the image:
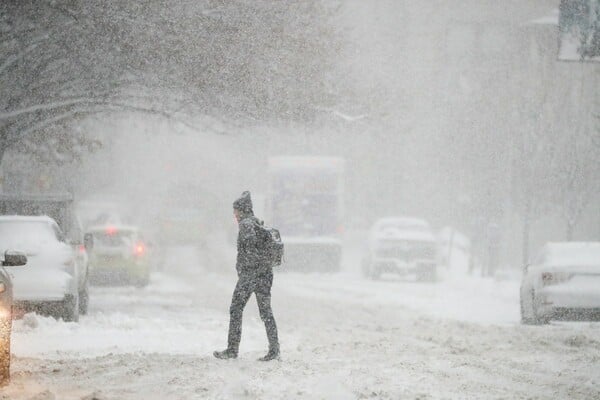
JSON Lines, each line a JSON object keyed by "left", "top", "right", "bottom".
{"left": 2, "top": 246, "right": 599, "bottom": 399}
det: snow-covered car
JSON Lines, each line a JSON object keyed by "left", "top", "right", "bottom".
{"left": 362, "top": 217, "right": 438, "bottom": 281}
{"left": 0, "top": 251, "right": 27, "bottom": 385}
{"left": 0, "top": 193, "right": 93, "bottom": 315}
{"left": 0, "top": 216, "right": 83, "bottom": 322}
{"left": 520, "top": 242, "right": 600, "bottom": 324}
{"left": 87, "top": 225, "right": 151, "bottom": 287}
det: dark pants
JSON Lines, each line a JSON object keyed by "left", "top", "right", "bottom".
{"left": 227, "top": 272, "right": 279, "bottom": 353}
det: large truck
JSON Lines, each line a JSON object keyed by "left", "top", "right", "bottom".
{"left": 267, "top": 156, "right": 344, "bottom": 272}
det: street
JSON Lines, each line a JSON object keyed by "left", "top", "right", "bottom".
{"left": 2, "top": 1, "right": 600, "bottom": 399}
{"left": 2, "top": 246, "right": 599, "bottom": 400}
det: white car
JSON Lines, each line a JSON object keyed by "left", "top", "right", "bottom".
{"left": 0, "top": 216, "right": 83, "bottom": 322}
{"left": 362, "top": 217, "right": 438, "bottom": 281}
{"left": 520, "top": 242, "right": 600, "bottom": 324}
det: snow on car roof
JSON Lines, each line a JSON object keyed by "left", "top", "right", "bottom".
{"left": 370, "top": 217, "right": 435, "bottom": 242}
{"left": 543, "top": 242, "right": 600, "bottom": 266}
{"left": 0, "top": 215, "right": 58, "bottom": 225}
{"left": 374, "top": 229, "right": 436, "bottom": 242}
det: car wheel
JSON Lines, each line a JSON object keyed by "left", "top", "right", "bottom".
{"left": 62, "top": 294, "right": 80, "bottom": 322}
{"left": 79, "top": 283, "right": 89, "bottom": 315}
{"left": 134, "top": 275, "right": 150, "bottom": 288}
{"left": 0, "top": 315, "right": 11, "bottom": 386}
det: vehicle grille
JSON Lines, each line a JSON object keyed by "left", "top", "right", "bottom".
{"left": 376, "top": 243, "right": 435, "bottom": 259}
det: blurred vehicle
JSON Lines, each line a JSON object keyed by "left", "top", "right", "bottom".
{"left": 0, "top": 216, "right": 85, "bottom": 322}
{"left": 0, "top": 193, "right": 93, "bottom": 315}
{"left": 520, "top": 242, "right": 600, "bottom": 324}
{"left": 362, "top": 217, "right": 438, "bottom": 281}
{"left": 0, "top": 251, "right": 27, "bottom": 385}
{"left": 267, "top": 156, "right": 345, "bottom": 272}
{"left": 88, "top": 225, "right": 151, "bottom": 287}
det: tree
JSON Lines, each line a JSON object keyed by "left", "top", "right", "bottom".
{"left": 0, "top": 0, "right": 345, "bottom": 166}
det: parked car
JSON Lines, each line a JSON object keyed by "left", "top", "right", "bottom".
{"left": 362, "top": 217, "right": 438, "bottom": 281}
{"left": 0, "top": 251, "right": 27, "bottom": 385}
{"left": 87, "top": 225, "right": 151, "bottom": 287}
{"left": 0, "top": 216, "right": 87, "bottom": 322}
{"left": 0, "top": 193, "right": 93, "bottom": 315}
{"left": 520, "top": 242, "right": 600, "bottom": 324}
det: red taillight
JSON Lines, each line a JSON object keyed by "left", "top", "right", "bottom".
{"left": 79, "top": 244, "right": 86, "bottom": 254}
{"left": 134, "top": 242, "right": 145, "bottom": 256}
{"left": 106, "top": 226, "right": 117, "bottom": 235}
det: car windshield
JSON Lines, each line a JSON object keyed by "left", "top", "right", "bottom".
{"left": 92, "top": 229, "right": 136, "bottom": 248}
{"left": 0, "top": 220, "right": 57, "bottom": 248}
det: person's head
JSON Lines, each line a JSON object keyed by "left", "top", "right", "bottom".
{"left": 233, "top": 191, "right": 253, "bottom": 222}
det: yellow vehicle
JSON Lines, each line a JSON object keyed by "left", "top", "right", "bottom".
{"left": 87, "top": 225, "right": 150, "bottom": 287}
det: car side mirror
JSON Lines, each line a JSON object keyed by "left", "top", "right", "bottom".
{"left": 84, "top": 233, "right": 94, "bottom": 252}
{"left": 3, "top": 251, "right": 27, "bottom": 267}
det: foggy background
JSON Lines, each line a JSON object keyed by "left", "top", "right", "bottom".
{"left": 2, "top": 1, "right": 600, "bottom": 398}
{"left": 1, "top": 0, "right": 599, "bottom": 269}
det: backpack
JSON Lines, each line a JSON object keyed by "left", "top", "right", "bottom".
{"left": 254, "top": 221, "right": 284, "bottom": 268}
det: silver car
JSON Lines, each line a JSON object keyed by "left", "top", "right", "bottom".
{"left": 362, "top": 217, "right": 438, "bottom": 281}
{"left": 520, "top": 242, "right": 600, "bottom": 324}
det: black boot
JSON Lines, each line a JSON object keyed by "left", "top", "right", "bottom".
{"left": 213, "top": 348, "right": 238, "bottom": 360}
{"left": 258, "top": 348, "right": 280, "bottom": 362}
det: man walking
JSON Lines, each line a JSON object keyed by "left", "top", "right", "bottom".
{"left": 214, "top": 191, "right": 280, "bottom": 361}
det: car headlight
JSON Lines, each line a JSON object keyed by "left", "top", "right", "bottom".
{"left": 541, "top": 272, "right": 574, "bottom": 286}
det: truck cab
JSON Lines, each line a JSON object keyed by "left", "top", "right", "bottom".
{"left": 267, "top": 157, "right": 344, "bottom": 272}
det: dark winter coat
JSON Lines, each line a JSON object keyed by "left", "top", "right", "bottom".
{"left": 236, "top": 214, "right": 265, "bottom": 275}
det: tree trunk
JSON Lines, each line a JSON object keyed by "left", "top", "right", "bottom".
{"left": 522, "top": 199, "right": 531, "bottom": 265}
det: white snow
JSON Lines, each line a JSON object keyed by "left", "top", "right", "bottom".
{"left": 543, "top": 242, "right": 600, "bottom": 267}
{"left": 0, "top": 216, "right": 76, "bottom": 302}
{"left": 2, "top": 245, "right": 599, "bottom": 399}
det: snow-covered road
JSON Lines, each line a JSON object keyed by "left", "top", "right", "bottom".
{"left": 2, "top": 246, "right": 599, "bottom": 399}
